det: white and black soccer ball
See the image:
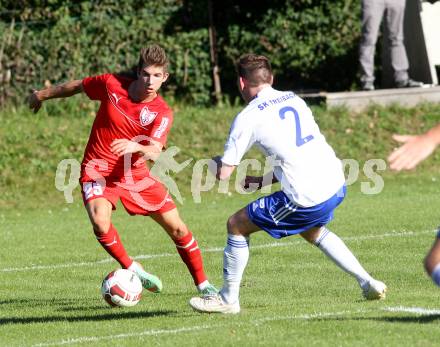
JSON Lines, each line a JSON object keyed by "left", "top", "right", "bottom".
{"left": 101, "top": 269, "right": 142, "bottom": 307}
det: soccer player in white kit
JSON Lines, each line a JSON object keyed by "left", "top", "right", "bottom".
{"left": 189, "top": 54, "right": 387, "bottom": 314}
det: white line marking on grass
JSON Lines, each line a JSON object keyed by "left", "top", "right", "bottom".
{"left": 31, "top": 308, "right": 374, "bottom": 347}
{"left": 31, "top": 306, "right": 440, "bottom": 346}
{"left": 384, "top": 306, "right": 440, "bottom": 315}
{"left": 0, "top": 253, "right": 174, "bottom": 273}
{"left": 31, "top": 325, "right": 214, "bottom": 347}
{"left": 2, "top": 229, "right": 435, "bottom": 273}
{"left": 252, "top": 308, "right": 372, "bottom": 325}
{"left": 243, "top": 229, "right": 436, "bottom": 252}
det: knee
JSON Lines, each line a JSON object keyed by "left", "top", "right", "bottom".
{"left": 301, "top": 232, "right": 316, "bottom": 244}
{"left": 169, "top": 223, "right": 189, "bottom": 241}
{"left": 226, "top": 215, "right": 241, "bottom": 236}
{"left": 226, "top": 207, "right": 257, "bottom": 237}
{"left": 424, "top": 256, "right": 430, "bottom": 275}
{"left": 423, "top": 238, "right": 440, "bottom": 275}
{"left": 424, "top": 254, "right": 436, "bottom": 275}
{"left": 300, "top": 227, "right": 323, "bottom": 244}
{"left": 91, "top": 215, "right": 111, "bottom": 235}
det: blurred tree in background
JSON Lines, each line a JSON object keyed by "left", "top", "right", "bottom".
{"left": 0, "top": 0, "right": 361, "bottom": 106}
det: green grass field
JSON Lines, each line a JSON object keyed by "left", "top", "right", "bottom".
{"left": 2, "top": 101, "right": 440, "bottom": 346}
{"left": 2, "top": 174, "right": 440, "bottom": 347}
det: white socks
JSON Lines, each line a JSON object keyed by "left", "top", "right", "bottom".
{"left": 314, "top": 228, "right": 373, "bottom": 289}
{"left": 219, "top": 228, "right": 373, "bottom": 304}
{"left": 220, "top": 234, "right": 249, "bottom": 304}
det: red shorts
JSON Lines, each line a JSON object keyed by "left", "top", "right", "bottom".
{"left": 81, "top": 176, "right": 176, "bottom": 216}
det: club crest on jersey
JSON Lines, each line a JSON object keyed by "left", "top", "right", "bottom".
{"left": 139, "top": 106, "right": 158, "bottom": 126}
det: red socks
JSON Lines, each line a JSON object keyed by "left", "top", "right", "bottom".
{"left": 94, "top": 225, "right": 207, "bottom": 286}
{"left": 174, "top": 231, "right": 207, "bottom": 286}
{"left": 94, "top": 224, "right": 133, "bottom": 269}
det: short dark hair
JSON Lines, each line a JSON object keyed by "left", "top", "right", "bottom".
{"left": 237, "top": 54, "right": 272, "bottom": 87}
{"left": 137, "top": 44, "right": 169, "bottom": 73}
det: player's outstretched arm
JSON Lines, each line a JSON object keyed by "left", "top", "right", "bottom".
{"left": 388, "top": 123, "right": 440, "bottom": 171}
{"left": 27, "top": 80, "right": 84, "bottom": 113}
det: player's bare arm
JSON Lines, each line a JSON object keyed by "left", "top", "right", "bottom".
{"left": 388, "top": 123, "right": 440, "bottom": 171}
{"left": 209, "top": 155, "right": 236, "bottom": 180}
{"left": 110, "top": 138, "right": 163, "bottom": 161}
{"left": 27, "top": 80, "right": 84, "bottom": 113}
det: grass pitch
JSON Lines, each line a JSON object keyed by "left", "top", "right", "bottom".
{"left": 2, "top": 101, "right": 440, "bottom": 346}
{"left": 1, "top": 175, "right": 440, "bottom": 347}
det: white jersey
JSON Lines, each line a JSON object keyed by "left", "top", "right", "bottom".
{"left": 222, "top": 86, "right": 345, "bottom": 207}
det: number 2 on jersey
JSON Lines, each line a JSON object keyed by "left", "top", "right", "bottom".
{"left": 278, "top": 106, "right": 314, "bottom": 147}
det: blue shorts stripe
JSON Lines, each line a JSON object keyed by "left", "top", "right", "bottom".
{"left": 274, "top": 206, "right": 297, "bottom": 223}
{"left": 272, "top": 202, "right": 296, "bottom": 220}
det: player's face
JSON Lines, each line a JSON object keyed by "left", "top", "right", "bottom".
{"left": 137, "top": 64, "right": 169, "bottom": 93}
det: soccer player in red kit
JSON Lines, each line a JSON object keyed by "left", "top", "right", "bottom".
{"left": 28, "top": 45, "right": 217, "bottom": 296}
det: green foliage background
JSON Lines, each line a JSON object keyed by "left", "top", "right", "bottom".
{"left": 0, "top": 0, "right": 362, "bottom": 105}
{"left": 4, "top": 0, "right": 438, "bottom": 211}
{"left": 2, "top": 99, "right": 440, "bottom": 210}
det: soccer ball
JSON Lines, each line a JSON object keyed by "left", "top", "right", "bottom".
{"left": 101, "top": 269, "right": 142, "bottom": 307}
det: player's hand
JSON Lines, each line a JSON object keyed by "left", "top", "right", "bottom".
{"left": 27, "top": 90, "right": 42, "bottom": 113}
{"left": 110, "top": 139, "right": 142, "bottom": 157}
{"left": 241, "top": 175, "right": 263, "bottom": 191}
{"left": 388, "top": 134, "right": 437, "bottom": 171}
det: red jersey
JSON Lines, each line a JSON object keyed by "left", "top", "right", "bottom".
{"left": 80, "top": 73, "right": 173, "bottom": 183}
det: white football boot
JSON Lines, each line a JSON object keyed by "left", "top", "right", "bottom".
{"left": 189, "top": 293, "right": 240, "bottom": 314}
{"left": 362, "top": 279, "right": 387, "bottom": 300}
